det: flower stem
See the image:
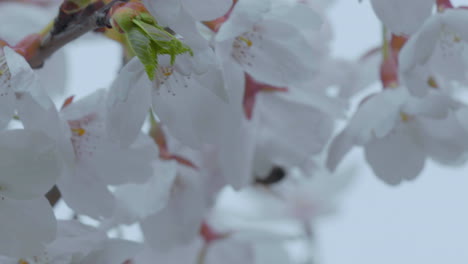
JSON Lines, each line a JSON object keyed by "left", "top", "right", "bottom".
{"left": 197, "top": 243, "right": 210, "bottom": 264}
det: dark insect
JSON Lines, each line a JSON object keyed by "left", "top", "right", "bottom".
{"left": 255, "top": 166, "right": 286, "bottom": 186}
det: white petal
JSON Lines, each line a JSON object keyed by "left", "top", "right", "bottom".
{"left": 93, "top": 135, "right": 157, "bottom": 185}
{"left": 280, "top": 89, "right": 347, "bottom": 119}
{"left": 353, "top": 89, "right": 407, "bottom": 141}
{"left": 240, "top": 20, "right": 317, "bottom": 87}
{"left": 16, "top": 91, "right": 76, "bottom": 170}
{"left": 456, "top": 107, "right": 468, "bottom": 131}
{"left": 403, "top": 92, "right": 456, "bottom": 119}
{"left": 0, "top": 129, "right": 60, "bottom": 200}
{"left": 442, "top": 9, "right": 468, "bottom": 43}
{"left": 206, "top": 239, "right": 255, "bottom": 264}
{"left": 152, "top": 70, "right": 229, "bottom": 148}
{"left": 47, "top": 220, "right": 106, "bottom": 258}
{"left": 253, "top": 92, "right": 333, "bottom": 169}
{"left": 4, "top": 46, "right": 39, "bottom": 92}
{"left": 80, "top": 239, "right": 142, "bottom": 264}
{"left": 107, "top": 59, "right": 152, "bottom": 148}
{"left": 216, "top": 113, "right": 256, "bottom": 189}
{"left": 0, "top": 83, "right": 15, "bottom": 129}
{"left": 263, "top": 1, "right": 322, "bottom": 32}
{"left": 418, "top": 112, "right": 468, "bottom": 165}
{"left": 182, "top": 0, "right": 232, "bottom": 21}
{"left": 58, "top": 165, "right": 115, "bottom": 219}
{"left": 326, "top": 130, "right": 355, "bottom": 172}
{"left": 141, "top": 169, "right": 206, "bottom": 250}
{"left": 370, "top": 0, "right": 434, "bottom": 35}
{"left": 216, "top": 0, "right": 270, "bottom": 42}
{"left": 0, "top": 197, "right": 56, "bottom": 257}
{"left": 169, "top": 9, "right": 210, "bottom": 49}
{"left": 399, "top": 16, "right": 442, "bottom": 96}
{"left": 132, "top": 242, "right": 200, "bottom": 264}
{"left": 364, "top": 128, "right": 426, "bottom": 185}
{"left": 113, "top": 160, "right": 178, "bottom": 224}
{"left": 143, "top": 0, "right": 182, "bottom": 26}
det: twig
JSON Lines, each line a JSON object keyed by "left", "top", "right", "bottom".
{"left": 28, "top": 0, "right": 128, "bottom": 68}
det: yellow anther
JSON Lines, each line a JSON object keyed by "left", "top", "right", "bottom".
{"left": 388, "top": 82, "right": 399, "bottom": 89}
{"left": 238, "top": 36, "right": 253, "bottom": 47}
{"left": 71, "top": 128, "right": 86, "bottom": 136}
{"left": 453, "top": 35, "right": 462, "bottom": 43}
{"left": 400, "top": 112, "right": 411, "bottom": 122}
{"left": 428, "top": 77, "right": 438, "bottom": 88}
{"left": 18, "top": 259, "right": 29, "bottom": 264}
{"left": 161, "top": 67, "right": 173, "bottom": 77}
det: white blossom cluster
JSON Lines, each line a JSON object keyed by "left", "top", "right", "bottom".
{"left": 0, "top": 0, "right": 466, "bottom": 263}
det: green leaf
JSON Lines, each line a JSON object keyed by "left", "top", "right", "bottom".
{"left": 126, "top": 27, "right": 158, "bottom": 80}
{"left": 122, "top": 16, "right": 194, "bottom": 81}
{"left": 132, "top": 19, "right": 193, "bottom": 64}
{"left": 133, "top": 19, "right": 173, "bottom": 42}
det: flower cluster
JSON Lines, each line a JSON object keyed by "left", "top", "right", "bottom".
{"left": 328, "top": 0, "right": 468, "bottom": 185}
{"left": 1, "top": 0, "right": 466, "bottom": 263}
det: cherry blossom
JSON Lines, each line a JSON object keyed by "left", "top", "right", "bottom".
{"left": 399, "top": 8, "right": 468, "bottom": 96}
{"left": 3, "top": 0, "right": 467, "bottom": 261}
{"left": 327, "top": 87, "right": 468, "bottom": 184}
{"left": 215, "top": 0, "right": 322, "bottom": 89}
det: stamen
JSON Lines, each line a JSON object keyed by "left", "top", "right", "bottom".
{"left": 400, "top": 112, "right": 411, "bottom": 122}
{"left": 428, "top": 77, "right": 438, "bottom": 88}
{"left": 238, "top": 36, "right": 253, "bottom": 47}
{"left": 71, "top": 128, "right": 86, "bottom": 136}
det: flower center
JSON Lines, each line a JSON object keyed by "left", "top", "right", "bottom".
{"left": 237, "top": 36, "right": 253, "bottom": 47}
{"left": 231, "top": 31, "right": 261, "bottom": 67}
{"left": 71, "top": 128, "right": 86, "bottom": 136}
{"left": 153, "top": 66, "right": 190, "bottom": 96}
{"left": 400, "top": 112, "right": 411, "bottom": 122}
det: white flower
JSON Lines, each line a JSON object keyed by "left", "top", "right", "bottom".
{"left": 114, "top": 126, "right": 224, "bottom": 251}
{"left": 327, "top": 87, "right": 468, "bottom": 185}
{"left": 18, "top": 88, "right": 156, "bottom": 219}
{"left": 216, "top": 75, "right": 337, "bottom": 189}
{"left": 107, "top": 52, "right": 230, "bottom": 149}
{"left": 215, "top": 0, "right": 322, "bottom": 88}
{"left": 58, "top": 90, "right": 156, "bottom": 219}
{"left": 399, "top": 9, "right": 468, "bottom": 96}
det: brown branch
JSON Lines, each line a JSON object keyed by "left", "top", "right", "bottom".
{"left": 28, "top": 0, "right": 127, "bottom": 69}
